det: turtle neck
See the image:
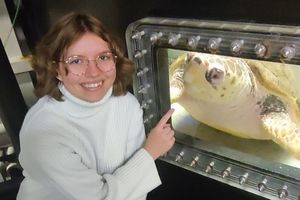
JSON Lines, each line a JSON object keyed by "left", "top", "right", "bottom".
{"left": 58, "top": 84, "right": 113, "bottom": 118}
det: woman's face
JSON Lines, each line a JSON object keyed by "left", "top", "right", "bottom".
{"left": 57, "top": 32, "right": 116, "bottom": 102}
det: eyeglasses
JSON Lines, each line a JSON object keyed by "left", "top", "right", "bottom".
{"left": 55, "top": 52, "right": 117, "bottom": 76}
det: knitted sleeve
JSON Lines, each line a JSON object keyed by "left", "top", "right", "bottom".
{"left": 125, "top": 97, "right": 145, "bottom": 158}
{"left": 122, "top": 95, "right": 162, "bottom": 198}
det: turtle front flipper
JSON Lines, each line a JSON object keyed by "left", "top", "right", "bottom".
{"left": 169, "top": 53, "right": 188, "bottom": 103}
{"left": 262, "top": 111, "right": 300, "bottom": 159}
{"left": 170, "top": 68, "right": 185, "bottom": 103}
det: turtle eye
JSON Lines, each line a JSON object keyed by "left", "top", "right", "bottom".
{"left": 205, "top": 63, "right": 225, "bottom": 86}
{"left": 192, "top": 56, "right": 202, "bottom": 65}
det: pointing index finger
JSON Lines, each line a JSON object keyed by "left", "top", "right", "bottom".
{"left": 157, "top": 108, "right": 175, "bottom": 127}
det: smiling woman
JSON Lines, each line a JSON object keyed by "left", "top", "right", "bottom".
{"left": 56, "top": 32, "right": 117, "bottom": 102}
{"left": 31, "top": 12, "right": 133, "bottom": 101}
{"left": 17, "top": 12, "right": 175, "bottom": 200}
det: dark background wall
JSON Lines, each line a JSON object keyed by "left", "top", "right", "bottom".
{"left": 4, "top": 0, "right": 300, "bottom": 199}
{"left": 7, "top": 0, "right": 300, "bottom": 55}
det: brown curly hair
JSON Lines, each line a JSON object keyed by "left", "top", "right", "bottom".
{"left": 32, "top": 12, "right": 134, "bottom": 101}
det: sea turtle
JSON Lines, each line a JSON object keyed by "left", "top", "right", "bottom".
{"left": 169, "top": 51, "right": 300, "bottom": 159}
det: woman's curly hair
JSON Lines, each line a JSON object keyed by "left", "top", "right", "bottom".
{"left": 32, "top": 12, "right": 134, "bottom": 101}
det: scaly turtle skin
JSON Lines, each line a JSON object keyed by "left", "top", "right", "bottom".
{"left": 170, "top": 52, "right": 300, "bottom": 159}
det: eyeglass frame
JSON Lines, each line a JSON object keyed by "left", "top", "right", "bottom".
{"left": 53, "top": 51, "right": 117, "bottom": 76}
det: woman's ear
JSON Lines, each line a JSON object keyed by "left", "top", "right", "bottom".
{"left": 56, "top": 69, "right": 63, "bottom": 81}
{"left": 56, "top": 74, "right": 62, "bottom": 81}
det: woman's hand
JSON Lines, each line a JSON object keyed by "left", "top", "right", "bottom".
{"left": 144, "top": 109, "right": 175, "bottom": 160}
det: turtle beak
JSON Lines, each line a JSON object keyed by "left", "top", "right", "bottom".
{"left": 205, "top": 63, "right": 225, "bottom": 86}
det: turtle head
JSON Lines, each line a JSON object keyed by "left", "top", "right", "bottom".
{"left": 183, "top": 52, "right": 252, "bottom": 103}
{"left": 205, "top": 62, "right": 225, "bottom": 86}
{"left": 186, "top": 53, "right": 226, "bottom": 86}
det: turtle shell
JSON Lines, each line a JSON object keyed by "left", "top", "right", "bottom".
{"left": 246, "top": 59, "right": 300, "bottom": 122}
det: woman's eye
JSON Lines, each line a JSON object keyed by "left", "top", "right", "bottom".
{"left": 69, "top": 58, "right": 84, "bottom": 65}
{"left": 99, "top": 55, "right": 110, "bottom": 61}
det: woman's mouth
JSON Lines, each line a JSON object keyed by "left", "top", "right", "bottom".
{"left": 82, "top": 81, "right": 103, "bottom": 89}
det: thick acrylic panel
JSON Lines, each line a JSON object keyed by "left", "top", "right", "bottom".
{"left": 126, "top": 18, "right": 300, "bottom": 199}
{"left": 166, "top": 48, "right": 300, "bottom": 170}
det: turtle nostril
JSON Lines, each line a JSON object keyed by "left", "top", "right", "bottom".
{"left": 205, "top": 68, "right": 225, "bottom": 86}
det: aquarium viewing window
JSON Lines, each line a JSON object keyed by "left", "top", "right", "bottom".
{"left": 126, "top": 18, "right": 300, "bottom": 199}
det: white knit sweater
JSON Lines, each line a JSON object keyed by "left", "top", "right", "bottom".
{"left": 17, "top": 85, "right": 161, "bottom": 200}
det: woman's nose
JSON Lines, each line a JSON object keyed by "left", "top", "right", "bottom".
{"left": 84, "top": 60, "right": 101, "bottom": 77}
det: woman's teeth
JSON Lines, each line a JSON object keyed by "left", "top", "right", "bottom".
{"left": 83, "top": 81, "right": 103, "bottom": 88}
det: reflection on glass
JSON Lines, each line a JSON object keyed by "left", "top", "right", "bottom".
{"left": 168, "top": 49, "right": 300, "bottom": 169}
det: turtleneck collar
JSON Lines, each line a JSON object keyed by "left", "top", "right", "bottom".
{"left": 58, "top": 84, "right": 113, "bottom": 118}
